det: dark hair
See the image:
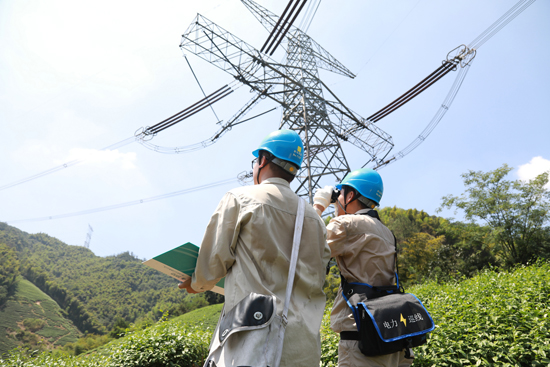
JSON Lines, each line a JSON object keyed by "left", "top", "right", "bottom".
{"left": 259, "top": 151, "right": 295, "bottom": 183}
{"left": 342, "top": 186, "right": 372, "bottom": 209}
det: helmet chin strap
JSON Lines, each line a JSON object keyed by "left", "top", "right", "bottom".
{"left": 337, "top": 194, "right": 356, "bottom": 215}
{"left": 255, "top": 154, "right": 273, "bottom": 185}
{"left": 255, "top": 164, "right": 263, "bottom": 185}
{"left": 336, "top": 199, "right": 350, "bottom": 215}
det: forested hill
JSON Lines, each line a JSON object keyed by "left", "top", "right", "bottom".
{"left": 0, "top": 222, "right": 222, "bottom": 337}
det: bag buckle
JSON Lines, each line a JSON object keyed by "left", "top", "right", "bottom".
{"left": 281, "top": 314, "right": 288, "bottom": 327}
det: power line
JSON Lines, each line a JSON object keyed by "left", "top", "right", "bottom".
{"left": 144, "top": 84, "right": 234, "bottom": 135}
{"left": 260, "top": 0, "right": 308, "bottom": 56}
{"left": 355, "top": 0, "right": 423, "bottom": 77}
{"left": 0, "top": 81, "right": 240, "bottom": 192}
{"left": 137, "top": 106, "right": 278, "bottom": 154}
{"left": 0, "top": 137, "right": 136, "bottom": 192}
{"left": 469, "top": 0, "right": 536, "bottom": 50}
{"left": 297, "top": 0, "right": 321, "bottom": 33}
{"left": 362, "top": 0, "right": 535, "bottom": 125}
{"left": 373, "top": 63, "right": 472, "bottom": 170}
{"left": 4, "top": 177, "right": 238, "bottom": 224}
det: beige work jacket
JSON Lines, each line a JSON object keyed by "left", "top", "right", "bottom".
{"left": 327, "top": 209, "right": 396, "bottom": 334}
{"left": 191, "top": 178, "right": 331, "bottom": 366}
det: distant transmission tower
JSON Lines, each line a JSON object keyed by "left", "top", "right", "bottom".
{"left": 84, "top": 224, "right": 93, "bottom": 248}
{"left": 180, "top": 0, "right": 393, "bottom": 202}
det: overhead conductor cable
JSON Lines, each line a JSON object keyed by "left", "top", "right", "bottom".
{"left": 0, "top": 137, "right": 136, "bottom": 192}
{"left": 367, "top": 60, "right": 457, "bottom": 122}
{"left": 371, "top": 0, "right": 536, "bottom": 170}
{"left": 145, "top": 84, "right": 233, "bottom": 135}
{"left": 0, "top": 84, "right": 234, "bottom": 191}
{"left": 365, "top": 0, "right": 536, "bottom": 125}
{"left": 261, "top": 0, "right": 308, "bottom": 56}
{"left": 5, "top": 177, "right": 238, "bottom": 224}
{"left": 269, "top": 0, "right": 308, "bottom": 56}
{"left": 260, "top": 0, "right": 295, "bottom": 53}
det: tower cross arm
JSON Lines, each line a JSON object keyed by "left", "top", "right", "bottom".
{"left": 307, "top": 35, "right": 355, "bottom": 79}
{"left": 241, "top": 0, "right": 355, "bottom": 79}
{"left": 241, "top": 0, "right": 280, "bottom": 31}
{"left": 180, "top": 14, "right": 267, "bottom": 80}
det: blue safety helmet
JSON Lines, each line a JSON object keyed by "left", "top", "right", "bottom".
{"left": 336, "top": 168, "right": 384, "bottom": 206}
{"left": 252, "top": 130, "right": 304, "bottom": 175}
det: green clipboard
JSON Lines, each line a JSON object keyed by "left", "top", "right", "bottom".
{"left": 143, "top": 242, "right": 225, "bottom": 295}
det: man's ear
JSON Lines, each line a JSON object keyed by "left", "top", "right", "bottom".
{"left": 258, "top": 155, "right": 268, "bottom": 168}
{"left": 345, "top": 190, "right": 355, "bottom": 205}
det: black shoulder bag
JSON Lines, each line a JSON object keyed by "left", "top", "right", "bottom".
{"left": 339, "top": 209, "right": 435, "bottom": 358}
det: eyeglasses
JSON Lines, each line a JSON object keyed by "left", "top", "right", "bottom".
{"left": 251, "top": 157, "right": 258, "bottom": 169}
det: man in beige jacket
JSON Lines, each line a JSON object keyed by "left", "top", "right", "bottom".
{"left": 314, "top": 168, "right": 412, "bottom": 367}
{"left": 180, "top": 129, "right": 331, "bottom": 367}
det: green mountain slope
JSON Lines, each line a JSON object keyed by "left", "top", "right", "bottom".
{"left": 0, "top": 277, "right": 81, "bottom": 356}
{"left": 0, "top": 223, "right": 220, "bottom": 334}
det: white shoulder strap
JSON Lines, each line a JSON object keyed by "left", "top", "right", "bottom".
{"left": 274, "top": 198, "right": 306, "bottom": 366}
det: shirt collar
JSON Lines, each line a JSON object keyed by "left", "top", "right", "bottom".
{"left": 355, "top": 208, "right": 373, "bottom": 215}
{"left": 260, "top": 177, "right": 291, "bottom": 188}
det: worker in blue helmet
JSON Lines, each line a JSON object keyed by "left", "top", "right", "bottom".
{"left": 180, "top": 129, "right": 330, "bottom": 367}
{"left": 313, "top": 169, "right": 413, "bottom": 367}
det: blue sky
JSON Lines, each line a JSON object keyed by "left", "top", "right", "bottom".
{"left": 1, "top": 0, "right": 548, "bottom": 260}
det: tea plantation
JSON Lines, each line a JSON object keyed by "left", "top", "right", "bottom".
{"left": 2, "top": 262, "right": 549, "bottom": 367}
{"left": 0, "top": 277, "right": 81, "bottom": 356}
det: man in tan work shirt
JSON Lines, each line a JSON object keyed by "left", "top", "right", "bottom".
{"left": 314, "top": 168, "right": 412, "bottom": 367}
{"left": 180, "top": 129, "right": 331, "bottom": 367}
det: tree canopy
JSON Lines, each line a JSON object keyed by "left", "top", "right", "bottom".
{"left": 439, "top": 164, "right": 550, "bottom": 265}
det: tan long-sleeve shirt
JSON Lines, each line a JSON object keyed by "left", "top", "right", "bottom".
{"left": 327, "top": 209, "right": 396, "bottom": 334}
{"left": 191, "top": 178, "right": 331, "bottom": 366}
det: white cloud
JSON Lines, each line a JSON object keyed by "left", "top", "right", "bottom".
{"left": 517, "top": 156, "right": 550, "bottom": 189}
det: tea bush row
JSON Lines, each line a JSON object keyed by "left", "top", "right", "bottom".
{"left": 2, "top": 262, "right": 549, "bottom": 366}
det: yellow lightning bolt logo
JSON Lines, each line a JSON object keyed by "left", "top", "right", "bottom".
{"left": 400, "top": 314, "right": 407, "bottom": 327}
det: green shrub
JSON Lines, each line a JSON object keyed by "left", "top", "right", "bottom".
{"left": 318, "top": 261, "right": 550, "bottom": 367}
{"left": 412, "top": 261, "right": 550, "bottom": 366}
{"left": 1, "top": 320, "right": 211, "bottom": 367}
{"left": 106, "top": 322, "right": 210, "bottom": 367}
{"left": 2, "top": 262, "right": 549, "bottom": 367}
{"left": 320, "top": 302, "right": 338, "bottom": 367}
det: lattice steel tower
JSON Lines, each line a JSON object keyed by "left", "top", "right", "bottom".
{"left": 180, "top": 0, "right": 393, "bottom": 202}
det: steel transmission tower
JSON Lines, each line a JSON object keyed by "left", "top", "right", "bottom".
{"left": 180, "top": 0, "right": 393, "bottom": 202}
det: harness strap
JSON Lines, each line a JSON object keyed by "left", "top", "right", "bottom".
{"left": 340, "top": 331, "right": 361, "bottom": 341}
